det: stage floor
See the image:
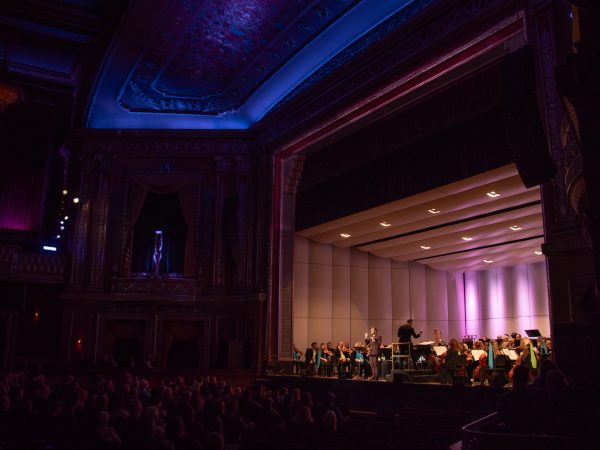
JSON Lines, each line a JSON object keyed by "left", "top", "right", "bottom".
{"left": 262, "top": 373, "right": 505, "bottom": 414}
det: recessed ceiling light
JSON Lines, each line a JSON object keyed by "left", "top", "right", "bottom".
{"left": 73, "top": 197, "right": 80, "bottom": 204}
{"left": 62, "top": 189, "right": 68, "bottom": 195}
{"left": 340, "top": 233, "right": 351, "bottom": 238}
{"left": 461, "top": 236, "right": 473, "bottom": 241}
{"left": 420, "top": 245, "right": 431, "bottom": 250}
{"left": 428, "top": 208, "right": 441, "bottom": 214}
{"left": 534, "top": 250, "right": 543, "bottom": 255}
{"left": 379, "top": 221, "right": 391, "bottom": 227}
{"left": 509, "top": 225, "right": 522, "bottom": 231}
{"left": 483, "top": 259, "right": 494, "bottom": 263}
{"left": 486, "top": 191, "right": 501, "bottom": 198}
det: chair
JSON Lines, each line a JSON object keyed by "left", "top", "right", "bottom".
{"left": 439, "top": 355, "right": 467, "bottom": 384}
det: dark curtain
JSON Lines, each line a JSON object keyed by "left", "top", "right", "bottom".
{"left": 126, "top": 174, "right": 196, "bottom": 276}
{"left": 162, "top": 321, "right": 203, "bottom": 368}
{"left": 103, "top": 320, "right": 145, "bottom": 366}
{"left": 132, "top": 192, "right": 187, "bottom": 274}
{"left": 177, "top": 184, "right": 197, "bottom": 277}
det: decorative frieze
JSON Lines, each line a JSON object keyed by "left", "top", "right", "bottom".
{"left": 0, "top": 245, "right": 66, "bottom": 284}
{"left": 111, "top": 276, "right": 197, "bottom": 300}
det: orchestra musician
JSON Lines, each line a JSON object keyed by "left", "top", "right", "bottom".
{"left": 462, "top": 342, "right": 475, "bottom": 379}
{"left": 304, "top": 342, "right": 318, "bottom": 376}
{"left": 509, "top": 338, "right": 540, "bottom": 382}
{"left": 321, "top": 343, "right": 333, "bottom": 376}
{"left": 472, "top": 340, "right": 488, "bottom": 383}
{"left": 337, "top": 341, "right": 351, "bottom": 377}
{"left": 325, "top": 342, "right": 338, "bottom": 377}
{"left": 350, "top": 342, "right": 368, "bottom": 379}
{"left": 365, "top": 327, "right": 382, "bottom": 380}
{"left": 292, "top": 344, "right": 304, "bottom": 375}
{"left": 439, "top": 338, "right": 462, "bottom": 384}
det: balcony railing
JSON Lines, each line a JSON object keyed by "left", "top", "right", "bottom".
{"left": 0, "top": 243, "right": 66, "bottom": 284}
{"left": 461, "top": 412, "right": 600, "bottom": 450}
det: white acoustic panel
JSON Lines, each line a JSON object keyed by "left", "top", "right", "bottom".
{"left": 307, "top": 317, "right": 333, "bottom": 346}
{"left": 292, "top": 237, "right": 550, "bottom": 353}
{"left": 332, "top": 318, "right": 351, "bottom": 346}
{"left": 391, "top": 262, "right": 411, "bottom": 320}
{"left": 307, "top": 241, "right": 332, "bottom": 319}
{"left": 368, "top": 254, "right": 392, "bottom": 321}
{"left": 409, "top": 262, "right": 427, "bottom": 322}
{"left": 293, "top": 317, "right": 309, "bottom": 355}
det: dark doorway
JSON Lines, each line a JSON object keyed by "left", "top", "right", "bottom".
{"left": 167, "top": 338, "right": 200, "bottom": 368}
{"left": 112, "top": 337, "right": 143, "bottom": 367}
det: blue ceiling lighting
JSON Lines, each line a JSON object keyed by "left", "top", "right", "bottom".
{"left": 87, "top": 0, "right": 431, "bottom": 130}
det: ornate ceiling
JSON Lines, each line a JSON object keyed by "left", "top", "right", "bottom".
{"left": 87, "top": 0, "right": 437, "bottom": 129}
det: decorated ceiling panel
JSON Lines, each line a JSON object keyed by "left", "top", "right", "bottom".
{"left": 88, "top": 0, "right": 438, "bottom": 129}
{"left": 130, "top": 0, "right": 359, "bottom": 114}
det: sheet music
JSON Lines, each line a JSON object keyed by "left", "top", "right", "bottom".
{"left": 420, "top": 341, "right": 435, "bottom": 346}
{"left": 433, "top": 346, "right": 447, "bottom": 356}
{"left": 471, "top": 349, "right": 485, "bottom": 360}
{"left": 502, "top": 349, "right": 518, "bottom": 360}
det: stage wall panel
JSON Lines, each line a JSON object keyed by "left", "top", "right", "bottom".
{"left": 292, "top": 236, "right": 550, "bottom": 353}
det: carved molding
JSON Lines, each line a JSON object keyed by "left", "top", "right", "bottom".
{"left": 111, "top": 277, "right": 198, "bottom": 300}
{"left": 263, "top": 0, "right": 512, "bottom": 143}
{"left": 284, "top": 156, "right": 305, "bottom": 195}
{"left": 542, "top": 236, "right": 589, "bottom": 256}
{"left": 0, "top": 244, "right": 66, "bottom": 283}
{"left": 82, "top": 138, "right": 253, "bottom": 156}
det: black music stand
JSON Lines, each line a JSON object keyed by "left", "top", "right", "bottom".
{"left": 524, "top": 329, "right": 542, "bottom": 338}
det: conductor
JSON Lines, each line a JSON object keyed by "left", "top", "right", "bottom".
{"left": 398, "top": 319, "right": 422, "bottom": 343}
{"left": 397, "top": 319, "right": 422, "bottom": 369}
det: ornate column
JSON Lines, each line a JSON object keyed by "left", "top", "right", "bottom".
{"left": 268, "top": 152, "right": 304, "bottom": 363}
{"left": 557, "top": 1, "right": 600, "bottom": 295}
{"left": 69, "top": 155, "right": 94, "bottom": 288}
{"left": 212, "top": 155, "right": 231, "bottom": 290}
{"left": 88, "top": 156, "right": 113, "bottom": 290}
{"left": 234, "top": 156, "right": 251, "bottom": 288}
{"left": 526, "top": 0, "right": 599, "bottom": 384}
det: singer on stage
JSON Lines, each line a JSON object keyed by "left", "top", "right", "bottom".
{"left": 365, "top": 327, "right": 382, "bottom": 380}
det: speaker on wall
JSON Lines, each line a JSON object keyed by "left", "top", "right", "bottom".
{"left": 502, "top": 46, "right": 556, "bottom": 188}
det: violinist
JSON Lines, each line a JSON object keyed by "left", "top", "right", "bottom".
{"left": 337, "top": 341, "right": 351, "bottom": 377}
{"left": 462, "top": 342, "right": 475, "bottom": 379}
{"left": 520, "top": 338, "right": 540, "bottom": 380}
{"left": 322, "top": 343, "right": 334, "bottom": 377}
{"left": 439, "top": 339, "right": 461, "bottom": 384}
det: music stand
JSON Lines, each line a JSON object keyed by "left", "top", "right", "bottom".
{"left": 524, "top": 329, "right": 542, "bottom": 338}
